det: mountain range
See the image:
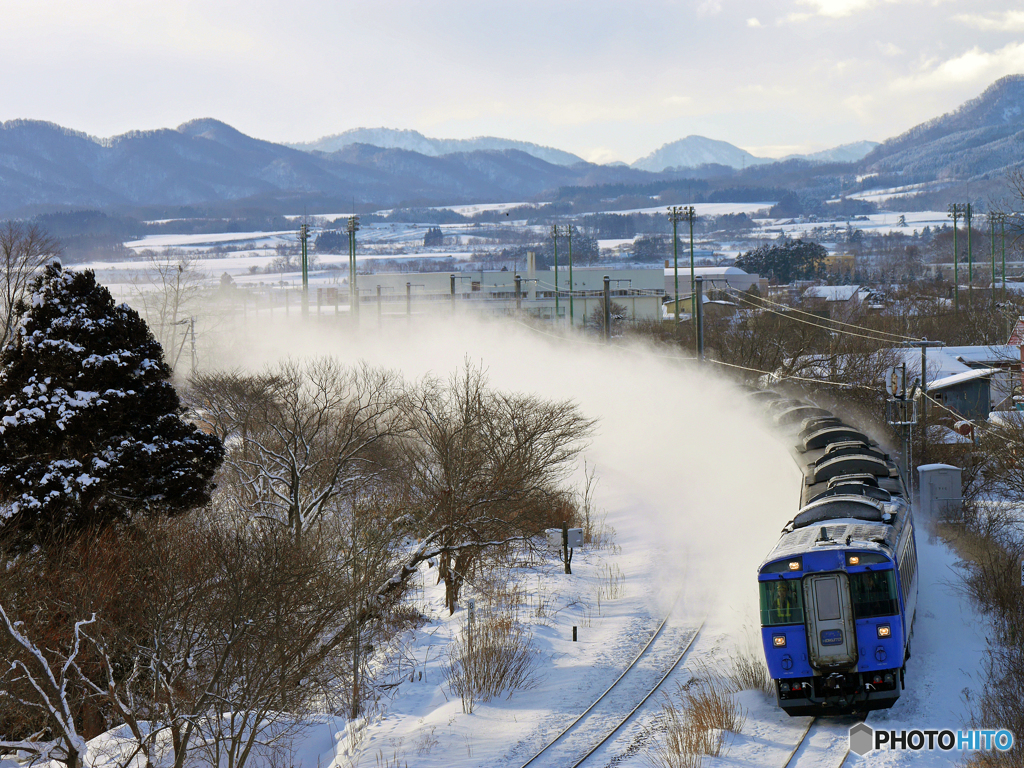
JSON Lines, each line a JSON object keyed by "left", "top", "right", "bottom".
{"left": 0, "top": 75, "right": 1021, "bottom": 216}
{"left": 293, "top": 128, "right": 880, "bottom": 172}
{"left": 289, "top": 128, "right": 585, "bottom": 167}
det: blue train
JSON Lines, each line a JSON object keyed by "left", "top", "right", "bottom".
{"left": 753, "top": 391, "right": 918, "bottom": 716}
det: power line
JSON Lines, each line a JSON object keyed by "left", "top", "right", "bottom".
{"left": 728, "top": 291, "right": 915, "bottom": 345}
{"left": 728, "top": 289, "right": 919, "bottom": 343}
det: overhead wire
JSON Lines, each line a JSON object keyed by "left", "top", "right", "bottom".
{"left": 728, "top": 291, "right": 918, "bottom": 345}
{"left": 727, "top": 288, "right": 919, "bottom": 342}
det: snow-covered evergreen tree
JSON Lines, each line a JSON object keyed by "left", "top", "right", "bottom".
{"left": 0, "top": 261, "right": 223, "bottom": 546}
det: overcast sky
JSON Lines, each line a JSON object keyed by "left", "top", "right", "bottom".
{"left": 2, "top": 0, "right": 1022, "bottom": 163}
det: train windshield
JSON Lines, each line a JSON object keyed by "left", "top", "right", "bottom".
{"left": 849, "top": 569, "right": 898, "bottom": 618}
{"left": 759, "top": 580, "right": 805, "bottom": 626}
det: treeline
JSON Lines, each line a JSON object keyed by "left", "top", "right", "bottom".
{"left": 0, "top": 264, "right": 594, "bottom": 768}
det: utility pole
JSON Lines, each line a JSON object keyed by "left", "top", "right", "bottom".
{"left": 991, "top": 213, "right": 997, "bottom": 309}
{"left": 299, "top": 223, "right": 310, "bottom": 317}
{"left": 347, "top": 216, "right": 360, "bottom": 323}
{"left": 686, "top": 205, "right": 697, "bottom": 320}
{"left": 667, "top": 207, "right": 683, "bottom": 328}
{"left": 515, "top": 274, "right": 522, "bottom": 311}
{"left": 966, "top": 202, "right": 973, "bottom": 305}
{"left": 910, "top": 339, "right": 944, "bottom": 474}
{"left": 992, "top": 212, "right": 1008, "bottom": 302}
{"left": 948, "top": 204, "right": 963, "bottom": 312}
{"left": 695, "top": 277, "right": 705, "bottom": 362}
{"left": 550, "top": 225, "right": 560, "bottom": 321}
{"left": 567, "top": 225, "right": 574, "bottom": 327}
{"left": 603, "top": 275, "right": 611, "bottom": 344}
{"left": 1002, "top": 214, "right": 1008, "bottom": 302}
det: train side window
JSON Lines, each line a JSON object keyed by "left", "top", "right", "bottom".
{"left": 850, "top": 570, "right": 899, "bottom": 618}
{"left": 759, "top": 580, "right": 804, "bottom": 626}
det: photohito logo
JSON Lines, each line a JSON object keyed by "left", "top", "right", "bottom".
{"left": 849, "top": 724, "right": 1014, "bottom": 755}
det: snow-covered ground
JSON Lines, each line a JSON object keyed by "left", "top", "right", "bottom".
{"left": 578, "top": 202, "right": 775, "bottom": 218}
{"left": 146, "top": 316, "right": 988, "bottom": 766}
{"left": 0, "top": 311, "right": 991, "bottom": 767}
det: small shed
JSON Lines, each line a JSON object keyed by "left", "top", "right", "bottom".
{"left": 927, "top": 368, "right": 997, "bottom": 421}
{"left": 917, "top": 464, "right": 962, "bottom": 520}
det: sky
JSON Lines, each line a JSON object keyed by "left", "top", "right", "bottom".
{"left": 2, "top": 0, "right": 1023, "bottom": 164}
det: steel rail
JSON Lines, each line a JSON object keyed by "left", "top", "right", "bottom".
{"left": 518, "top": 599, "right": 684, "bottom": 768}
{"left": 567, "top": 619, "right": 706, "bottom": 768}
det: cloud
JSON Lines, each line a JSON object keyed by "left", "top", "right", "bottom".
{"left": 892, "top": 41, "right": 1024, "bottom": 91}
{"left": 746, "top": 17, "right": 762, "bottom": 26}
{"left": 878, "top": 42, "right": 904, "bottom": 57}
{"left": 796, "top": 0, "right": 878, "bottom": 17}
{"left": 793, "top": 0, "right": 906, "bottom": 18}
{"left": 663, "top": 95, "right": 694, "bottom": 108}
{"left": 953, "top": 10, "right": 1024, "bottom": 32}
{"left": 697, "top": 0, "right": 722, "bottom": 16}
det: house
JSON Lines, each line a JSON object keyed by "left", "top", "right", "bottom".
{"left": 801, "top": 285, "right": 863, "bottom": 312}
{"left": 823, "top": 252, "right": 856, "bottom": 279}
{"left": 926, "top": 368, "right": 997, "bottom": 421}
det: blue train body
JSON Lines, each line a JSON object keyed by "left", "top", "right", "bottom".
{"left": 754, "top": 393, "right": 919, "bottom": 716}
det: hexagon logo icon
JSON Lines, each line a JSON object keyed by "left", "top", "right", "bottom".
{"left": 849, "top": 723, "right": 874, "bottom": 756}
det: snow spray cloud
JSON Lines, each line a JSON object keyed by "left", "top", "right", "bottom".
{"left": 202, "top": 313, "right": 800, "bottom": 639}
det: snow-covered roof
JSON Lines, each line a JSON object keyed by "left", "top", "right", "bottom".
{"left": 802, "top": 285, "right": 860, "bottom": 302}
{"left": 926, "top": 425, "right": 973, "bottom": 444}
{"left": 891, "top": 346, "right": 1017, "bottom": 384}
{"left": 661, "top": 266, "right": 752, "bottom": 276}
{"left": 988, "top": 411, "right": 1024, "bottom": 427}
{"left": 945, "top": 345, "right": 1019, "bottom": 366}
{"left": 927, "top": 367, "right": 999, "bottom": 391}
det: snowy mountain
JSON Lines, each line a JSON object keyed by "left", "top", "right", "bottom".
{"left": 290, "top": 127, "right": 585, "bottom": 167}
{"left": 785, "top": 140, "right": 879, "bottom": 164}
{"left": 631, "top": 135, "right": 771, "bottom": 172}
{"left": 0, "top": 119, "right": 650, "bottom": 215}
{"left": 632, "top": 136, "right": 879, "bottom": 172}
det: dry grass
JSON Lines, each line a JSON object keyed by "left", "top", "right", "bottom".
{"left": 646, "top": 664, "right": 745, "bottom": 768}
{"left": 938, "top": 503, "right": 1024, "bottom": 767}
{"left": 442, "top": 607, "right": 539, "bottom": 714}
{"left": 577, "top": 463, "right": 617, "bottom": 549}
{"left": 727, "top": 639, "right": 774, "bottom": 697}
{"left": 595, "top": 562, "right": 626, "bottom": 615}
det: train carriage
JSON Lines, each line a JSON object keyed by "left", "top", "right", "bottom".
{"left": 754, "top": 394, "right": 919, "bottom": 716}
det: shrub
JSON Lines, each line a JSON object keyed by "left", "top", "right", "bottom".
{"left": 646, "top": 664, "right": 744, "bottom": 768}
{"left": 442, "top": 608, "right": 538, "bottom": 714}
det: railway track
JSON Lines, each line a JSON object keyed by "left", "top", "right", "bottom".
{"left": 517, "top": 611, "right": 705, "bottom": 768}
{"left": 781, "top": 714, "right": 864, "bottom": 768}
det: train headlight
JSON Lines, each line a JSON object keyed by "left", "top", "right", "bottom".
{"left": 788, "top": 561, "right": 800, "bottom": 571}
{"left": 848, "top": 554, "right": 860, "bottom": 565}
{"left": 877, "top": 624, "right": 891, "bottom": 638}
{"left": 773, "top": 634, "right": 787, "bottom": 648}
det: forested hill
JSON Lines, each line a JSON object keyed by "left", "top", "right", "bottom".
{"left": 860, "top": 74, "right": 1024, "bottom": 182}
{"left": 0, "top": 118, "right": 654, "bottom": 216}
{"left": 1, "top": 75, "right": 1024, "bottom": 216}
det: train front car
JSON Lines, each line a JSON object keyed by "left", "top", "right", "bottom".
{"left": 757, "top": 412, "right": 918, "bottom": 715}
{"left": 759, "top": 499, "right": 914, "bottom": 714}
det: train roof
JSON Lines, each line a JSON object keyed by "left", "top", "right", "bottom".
{"left": 762, "top": 518, "right": 898, "bottom": 565}
{"left": 760, "top": 493, "right": 908, "bottom": 568}
{"left": 775, "top": 405, "right": 833, "bottom": 426}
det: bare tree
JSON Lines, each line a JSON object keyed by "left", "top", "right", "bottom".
{"left": 126, "top": 251, "right": 208, "bottom": 365}
{"left": 187, "top": 360, "right": 405, "bottom": 544}
{"left": 401, "top": 363, "right": 593, "bottom": 613}
{"left": 0, "top": 222, "right": 62, "bottom": 350}
{"left": 0, "top": 606, "right": 92, "bottom": 768}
